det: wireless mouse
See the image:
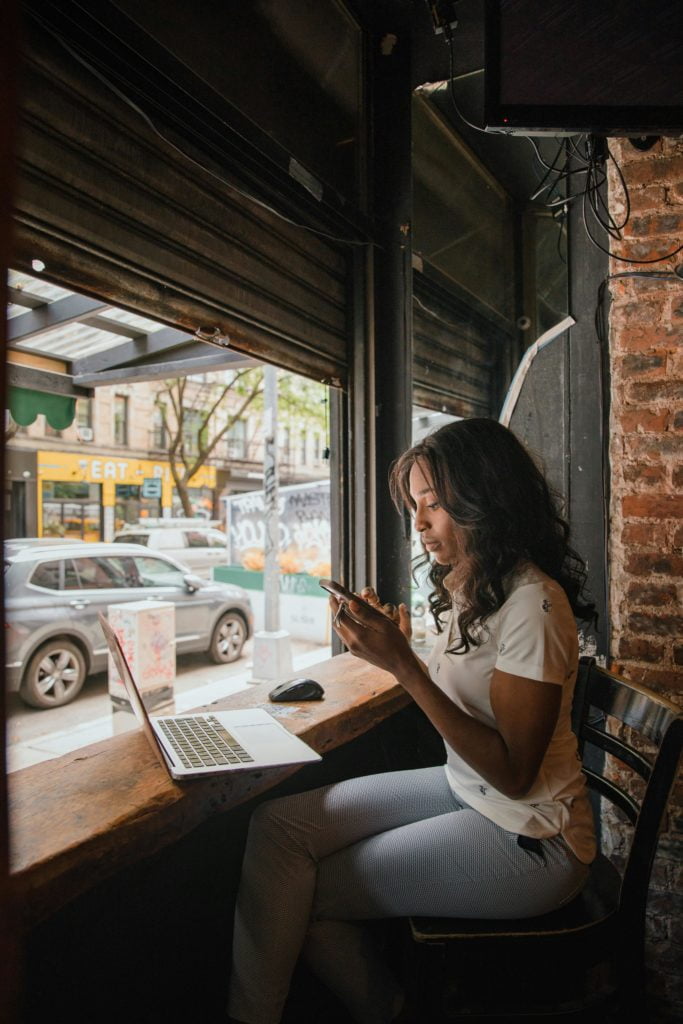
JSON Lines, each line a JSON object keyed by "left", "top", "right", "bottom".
{"left": 269, "top": 678, "right": 325, "bottom": 702}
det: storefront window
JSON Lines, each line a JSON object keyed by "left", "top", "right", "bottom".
{"left": 42, "top": 482, "right": 102, "bottom": 540}
{"left": 114, "top": 484, "right": 162, "bottom": 531}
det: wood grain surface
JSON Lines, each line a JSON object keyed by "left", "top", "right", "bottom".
{"left": 9, "top": 653, "right": 410, "bottom": 925}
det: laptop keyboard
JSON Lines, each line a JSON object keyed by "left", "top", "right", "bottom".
{"left": 158, "top": 715, "right": 255, "bottom": 769}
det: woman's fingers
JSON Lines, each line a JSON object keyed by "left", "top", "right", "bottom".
{"left": 398, "top": 602, "right": 412, "bottom": 639}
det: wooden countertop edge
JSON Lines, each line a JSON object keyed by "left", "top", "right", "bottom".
{"left": 9, "top": 653, "right": 412, "bottom": 926}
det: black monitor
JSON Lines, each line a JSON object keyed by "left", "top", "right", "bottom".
{"left": 484, "top": 0, "right": 683, "bottom": 136}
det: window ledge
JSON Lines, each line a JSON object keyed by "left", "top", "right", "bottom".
{"left": 9, "top": 653, "right": 410, "bottom": 927}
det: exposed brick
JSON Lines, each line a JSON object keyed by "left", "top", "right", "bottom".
{"left": 619, "top": 352, "right": 667, "bottom": 376}
{"left": 626, "top": 552, "right": 683, "bottom": 575}
{"left": 674, "top": 412, "right": 683, "bottom": 431}
{"left": 615, "top": 299, "right": 667, "bottom": 324}
{"left": 625, "top": 434, "right": 682, "bottom": 459}
{"left": 623, "top": 463, "right": 666, "bottom": 486}
{"left": 626, "top": 185, "right": 667, "bottom": 212}
{"left": 618, "top": 637, "right": 666, "bottom": 662}
{"left": 620, "top": 409, "right": 671, "bottom": 433}
{"left": 615, "top": 327, "right": 679, "bottom": 353}
{"left": 621, "top": 522, "right": 669, "bottom": 547}
{"left": 628, "top": 213, "right": 683, "bottom": 237}
{"left": 622, "top": 495, "right": 683, "bottom": 519}
{"left": 674, "top": 525, "right": 683, "bottom": 549}
{"left": 627, "top": 582, "right": 678, "bottom": 606}
{"left": 621, "top": 155, "right": 683, "bottom": 187}
{"left": 627, "top": 612, "right": 683, "bottom": 637}
{"left": 627, "top": 380, "right": 683, "bottom": 402}
{"left": 635, "top": 667, "right": 683, "bottom": 690}
{"left": 674, "top": 466, "right": 683, "bottom": 490}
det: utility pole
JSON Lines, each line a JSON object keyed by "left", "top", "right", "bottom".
{"left": 263, "top": 364, "right": 280, "bottom": 632}
{"left": 251, "top": 364, "right": 292, "bottom": 681}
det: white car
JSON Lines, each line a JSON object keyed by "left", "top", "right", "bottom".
{"left": 113, "top": 520, "right": 229, "bottom": 578}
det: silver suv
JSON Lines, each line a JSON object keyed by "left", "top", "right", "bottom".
{"left": 5, "top": 542, "right": 253, "bottom": 709}
{"left": 113, "top": 520, "right": 229, "bottom": 578}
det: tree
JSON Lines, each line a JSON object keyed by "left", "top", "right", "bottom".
{"left": 155, "top": 367, "right": 264, "bottom": 516}
{"left": 154, "top": 368, "right": 329, "bottom": 516}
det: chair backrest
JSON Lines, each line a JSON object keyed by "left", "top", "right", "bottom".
{"left": 572, "top": 657, "right": 683, "bottom": 926}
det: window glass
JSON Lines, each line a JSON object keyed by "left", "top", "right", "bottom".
{"left": 133, "top": 556, "right": 187, "bottom": 589}
{"left": 113, "top": 533, "right": 149, "bottom": 546}
{"left": 76, "top": 398, "right": 93, "bottom": 430}
{"left": 30, "top": 560, "right": 62, "bottom": 590}
{"left": 208, "top": 531, "right": 228, "bottom": 549}
{"left": 73, "top": 556, "right": 136, "bottom": 589}
{"left": 185, "top": 530, "right": 209, "bottom": 548}
{"left": 154, "top": 531, "right": 185, "bottom": 549}
{"left": 64, "top": 559, "right": 80, "bottom": 590}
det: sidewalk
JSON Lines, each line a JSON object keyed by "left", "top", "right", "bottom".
{"left": 7, "top": 643, "right": 332, "bottom": 773}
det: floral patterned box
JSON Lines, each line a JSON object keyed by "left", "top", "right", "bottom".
{"left": 106, "top": 601, "right": 175, "bottom": 709}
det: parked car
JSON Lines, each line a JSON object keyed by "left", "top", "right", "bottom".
{"left": 112, "top": 519, "right": 229, "bottom": 578}
{"left": 4, "top": 536, "right": 84, "bottom": 558}
{"left": 5, "top": 542, "right": 253, "bottom": 709}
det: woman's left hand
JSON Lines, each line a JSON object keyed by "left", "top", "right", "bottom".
{"left": 329, "top": 594, "right": 415, "bottom": 677}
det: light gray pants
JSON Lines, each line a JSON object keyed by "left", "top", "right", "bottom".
{"left": 227, "top": 766, "right": 589, "bottom": 1024}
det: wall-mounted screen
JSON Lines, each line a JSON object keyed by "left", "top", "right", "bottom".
{"left": 485, "top": 0, "right": 683, "bottom": 136}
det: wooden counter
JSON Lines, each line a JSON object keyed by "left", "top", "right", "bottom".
{"left": 9, "top": 654, "right": 411, "bottom": 927}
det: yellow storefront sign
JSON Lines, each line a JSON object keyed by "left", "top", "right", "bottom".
{"left": 37, "top": 451, "right": 216, "bottom": 536}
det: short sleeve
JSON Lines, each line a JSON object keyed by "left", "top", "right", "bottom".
{"left": 494, "top": 581, "right": 576, "bottom": 685}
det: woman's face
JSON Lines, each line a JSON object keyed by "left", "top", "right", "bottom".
{"left": 408, "top": 459, "right": 463, "bottom": 566}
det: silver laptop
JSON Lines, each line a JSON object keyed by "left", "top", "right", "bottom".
{"left": 99, "top": 613, "right": 322, "bottom": 781}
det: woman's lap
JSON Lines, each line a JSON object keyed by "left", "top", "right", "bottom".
{"left": 255, "top": 765, "right": 587, "bottom": 921}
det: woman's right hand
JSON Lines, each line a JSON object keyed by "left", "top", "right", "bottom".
{"left": 359, "top": 586, "right": 412, "bottom": 641}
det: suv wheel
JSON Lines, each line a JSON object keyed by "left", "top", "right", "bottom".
{"left": 209, "top": 612, "right": 247, "bottom": 664}
{"left": 20, "top": 639, "right": 87, "bottom": 709}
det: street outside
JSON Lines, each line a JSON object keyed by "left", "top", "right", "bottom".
{"left": 6, "top": 636, "right": 331, "bottom": 773}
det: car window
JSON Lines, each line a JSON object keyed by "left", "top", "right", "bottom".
{"left": 133, "top": 555, "right": 187, "bottom": 588}
{"left": 185, "top": 530, "right": 210, "bottom": 548}
{"left": 154, "top": 531, "right": 185, "bottom": 549}
{"left": 113, "top": 534, "right": 149, "bottom": 546}
{"left": 71, "top": 556, "right": 138, "bottom": 589}
{"left": 207, "top": 530, "right": 228, "bottom": 549}
{"left": 29, "top": 559, "right": 63, "bottom": 590}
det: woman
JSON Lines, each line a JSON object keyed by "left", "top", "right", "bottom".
{"left": 227, "top": 418, "right": 597, "bottom": 1024}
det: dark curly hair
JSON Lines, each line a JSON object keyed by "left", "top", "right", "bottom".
{"left": 389, "top": 418, "right": 596, "bottom": 654}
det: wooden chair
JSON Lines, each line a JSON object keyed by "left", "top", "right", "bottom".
{"left": 406, "top": 657, "right": 683, "bottom": 1021}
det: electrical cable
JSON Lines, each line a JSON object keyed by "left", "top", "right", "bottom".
{"left": 444, "top": 26, "right": 488, "bottom": 133}
{"left": 28, "top": 8, "right": 371, "bottom": 249}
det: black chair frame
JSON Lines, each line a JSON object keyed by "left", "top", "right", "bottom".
{"left": 407, "top": 656, "right": 683, "bottom": 1021}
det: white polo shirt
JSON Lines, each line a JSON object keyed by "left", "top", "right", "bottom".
{"left": 427, "top": 562, "right": 596, "bottom": 864}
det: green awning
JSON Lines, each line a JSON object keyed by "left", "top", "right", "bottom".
{"left": 8, "top": 387, "right": 76, "bottom": 429}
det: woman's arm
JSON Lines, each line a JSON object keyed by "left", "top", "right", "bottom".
{"left": 330, "top": 595, "right": 561, "bottom": 799}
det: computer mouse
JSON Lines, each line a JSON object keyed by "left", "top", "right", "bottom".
{"left": 269, "top": 678, "right": 325, "bottom": 702}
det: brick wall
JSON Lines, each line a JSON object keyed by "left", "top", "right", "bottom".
{"left": 607, "top": 136, "right": 683, "bottom": 1021}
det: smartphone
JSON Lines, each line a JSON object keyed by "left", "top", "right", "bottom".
{"left": 318, "top": 578, "right": 374, "bottom": 615}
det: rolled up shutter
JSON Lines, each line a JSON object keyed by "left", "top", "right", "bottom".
{"left": 13, "top": 15, "right": 351, "bottom": 385}
{"left": 412, "top": 271, "right": 509, "bottom": 417}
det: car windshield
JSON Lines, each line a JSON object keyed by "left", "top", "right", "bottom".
{"left": 113, "top": 534, "right": 149, "bottom": 545}
{"left": 134, "top": 555, "right": 187, "bottom": 588}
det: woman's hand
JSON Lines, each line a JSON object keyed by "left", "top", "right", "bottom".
{"left": 359, "top": 586, "right": 412, "bottom": 640}
{"left": 329, "top": 591, "right": 416, "bottom": 677}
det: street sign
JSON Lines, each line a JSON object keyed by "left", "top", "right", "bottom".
{"left": 141, "top": 477, "right": 162, "bottom": 499}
